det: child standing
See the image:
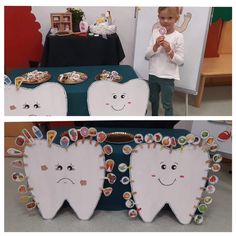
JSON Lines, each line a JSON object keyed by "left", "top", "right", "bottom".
{"left": 145, "top": 7, "right": 184, "bottom": 116}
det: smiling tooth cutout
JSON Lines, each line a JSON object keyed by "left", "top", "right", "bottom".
{"left": 87, "top": 79, "right": 149, "bottom": 116}
{"left": 5, "top": 83, "right": 67, "bottom": 116}
{"left": 130, "top": 143, "right": 209, "bottom": 224}
{"left": 23, "top": 139, "right": 105, "bottom": 220}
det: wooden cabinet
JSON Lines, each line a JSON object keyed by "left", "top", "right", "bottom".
{"left": 50, "top": 13, "right": 72, "bottom": 33}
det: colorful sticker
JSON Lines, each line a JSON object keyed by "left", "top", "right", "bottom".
{"left": 145, "top": 133, "right": 154, "bottom": 143}
{"left": 159, "top": 26, "right": 167, "bottom": 35}
{"left": 22, "top": 128, "right": 34, "bottom": 144}
{"left": 105, "top": 159, "right": 115, "bottom": 172}
{"left": 103, "top": 144, "right": 113, "bottom": 155}
{"left": 118, "top": 163, "right": 128, "bottom": 173}
{"left": 68, "top": 128, "right": 78, "bottom": 142}
{"left": 123, "top": 192, "right": 132, "bottom": 200}
{"left": 122, "top": 145, "right": 133, "bottom": 155}
{"left": 125, "top": 199, "right": 135, "bottom": 208}
{"left": 60, "top": 136, "right": 70, "bottom": 149}
{"left": 32, "top": 126, "right": 43, "bottom": 140}
{"left": 18, "top": 185, "right": 28, "bottom": 194}
{"left": 26, "top": 201, "right": 37, "bottom": 211}
{"left": 128, "top": 209, "right": 138, "bottom": 218}
{"left": 203, "top": 196, "right": 213, "bottom": 205}
{"left": 12, "top": 172, "right": 25, "bottom": 182}
{"left": 212, "top": 154, "right": 222, "bottom": 163}
{"left": 134, "top": 133, "right": 143, "bottom": 144}
{"left": 186, "top": 134, "right": 195, "bottom": 144}
{"left": 154, "top": 133, "right": 163, "bottom": 143}
{"left": 197, "top": 204, "right": 208, "bottom": 214}
{"left": 15, "top": 135, "right": 26, "bottom": 147}
{"left": 97, "top": 131, "right": 107, "bottom": 143}
{"left": 120, "top": 176, "right": 130, "bottom": 185}
{"left": 11, "top": 160, "right": 24, "bottom": 168}
{"left": 194, "top": 214, "right": 204, "bottom": 224}
{"left": 106, "top": 173, "right": 117, "bottom": 184}
{"left": 211, "top": 163, "right": 221, "bottom": 172}
{"left": 46, "top": 130, "right": 57, "bottom": 146}
{"left": 201, "top": 130, "right": 209, "bottom": 139}
{"left": 7, "top": 148, "right": 23, "bottom": 156}
{"left": 88, "top": 127, "right": 97, "bottom": 137}
{"left": 205, "top": 185, "right": 216, "bottom": 194}
{"left": 162, "top": 136, "right": 171, "bottom": 147}
{"left": 102, "top": 187, "right": 113, "bottom": 197}
{"left": 208, "top": 175, "right": 219, "bottom": 184}
{"left": 80, "top": 127, "right": 89, "bottom": 138}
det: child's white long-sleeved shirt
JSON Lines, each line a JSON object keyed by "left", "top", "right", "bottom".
{"left": 145, "top": 29, "right": 184, "bottom": 80}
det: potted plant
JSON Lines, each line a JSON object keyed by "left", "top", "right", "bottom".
{"left": 67, "top": 7, "right": 85, "bottom": 32}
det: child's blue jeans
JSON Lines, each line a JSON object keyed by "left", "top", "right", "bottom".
{"left": 148, "top": 74, "right": 175, "bottom": 116}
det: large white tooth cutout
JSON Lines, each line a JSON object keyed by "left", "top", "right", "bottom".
{"left": 87, "top": 79, "right": 149, "bottom": 116}
{"left": 130, "top": 144, "right": 209, "bottom": 224}
{"left": 23, "top": 139, "right": 105, "bottom": 220}
{"left": 5, "top": 83, "right": 67, "bottom": 116}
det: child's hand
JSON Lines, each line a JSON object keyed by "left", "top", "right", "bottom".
{"left": 162, "top": 40, "right": 172, "bottom": 53}
{"left": 153, "top": 36, "right": 165, "bottom": 52}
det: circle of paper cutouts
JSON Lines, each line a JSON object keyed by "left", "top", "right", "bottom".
{"left": 194, "top": 214, "right": 204, "bottom": 224}
{"left": 154, "top": 133, "right": 163, "bottom": 143}
{"left": 128, "top": 209, "right": 138, "bottom": 218}
{"left": 134, "top": 134, "right": 144, "bottom": 143}
{"left": 118, "top": 163, "right": 128, "bottom": 173}
{"left": 203, "top": 196, "right": 213, "bottom": 205}
{"left": 208, "top": 175, "right": 219, "bottom": 184}
{"left": 122, "top": 145, "right": 132, "bottom": 155}
{"left": 123, "top": 192, "right": 132, "bottom": 200}
{"left": 205, "top": 185, "right": 216, "bottom": 194}
{"left": 201, "top": 130, "right": 209, "bottom": 139}
{"left": 212, "top": 154, "right": 222, "bottom": 163}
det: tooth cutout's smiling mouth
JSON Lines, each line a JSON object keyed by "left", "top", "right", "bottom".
{"left": 158, "top": 178, "right": 176, "bottom": 186}
{"left": 111, "top": 105, "right": 125, "bottom": 111}
{"left": 57, "top": 178, "right": 75, "bottom": 184}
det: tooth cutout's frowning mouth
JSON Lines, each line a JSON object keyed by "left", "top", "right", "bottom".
{"left": 158, "top": 178, "right": 176, "bottom": 186}
{"left": 111, "top": 105, "right": 125, "bottom": 111}
{"left": 57, "top": 177, "right": 75, "bottom": 184}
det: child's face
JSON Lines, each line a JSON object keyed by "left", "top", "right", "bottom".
{"left": 158, "top": 8, "right": 178, "bottom": 33}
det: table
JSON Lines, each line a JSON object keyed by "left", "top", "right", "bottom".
{"left": 41, "top": 33, "right": 125, "bottom": 67}
{"left": 50, "top": 125, "right": 190, "bottom": 211}
{"left": 8, "top": 65, "right": 138, "bottom": 116}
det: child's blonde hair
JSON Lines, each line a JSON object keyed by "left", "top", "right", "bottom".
{"left": 158, "top": 7, "right": 180, "bottom": 20}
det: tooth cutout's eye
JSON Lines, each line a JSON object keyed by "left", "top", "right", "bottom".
{"left": 113, "top": 94, "right": 117, "bottom": 99}
{"left": 161, "top": 164, "right": 167, "bottom": 170}
{"left": 171, "top": 164, "right": 177, "bottom": 170}
{"left": 56, "top": 165, "right": 63, "bottom": 171}
{"left": 67, "top": 165, "right": 75, "bottom": 171}
{"left": 121, "top": 94, "right": 125, "bottom": 99}
{"left": 34, "top": 102, "right": 40, "bottom": 109}
{"left": 23, "top": 103, "right": 30, "bottom": 109}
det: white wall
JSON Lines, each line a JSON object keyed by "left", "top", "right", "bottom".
{"left": 31, "top": 6, "right": 136, "bottom": 66}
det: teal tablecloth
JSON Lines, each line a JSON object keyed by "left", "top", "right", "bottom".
{"left": 8, "top": 65, "right": 138, "bottom": 116}
{"left": 47, "top": 125, "right": 190, "bottom": 211}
